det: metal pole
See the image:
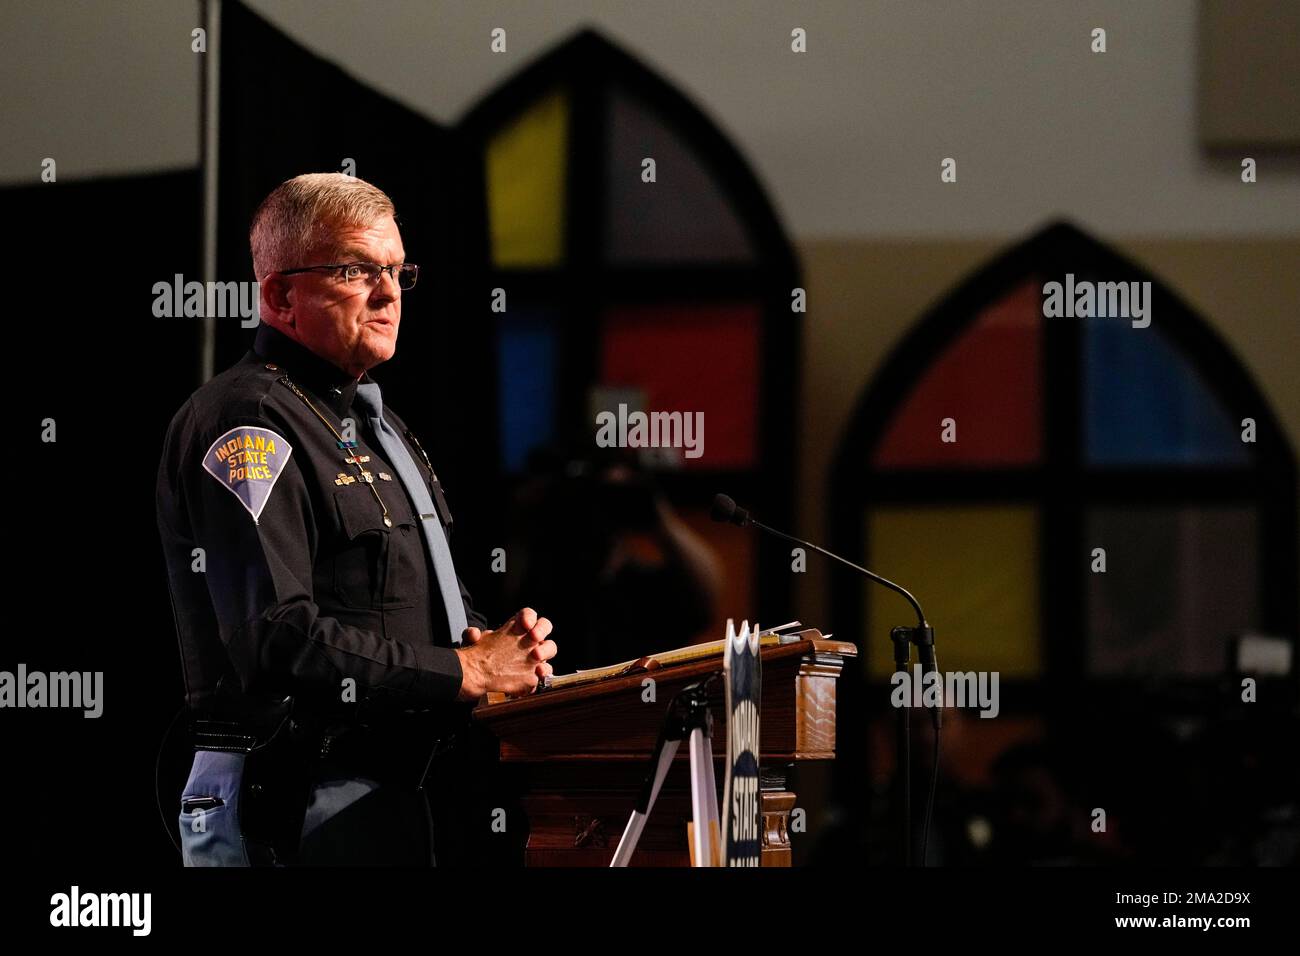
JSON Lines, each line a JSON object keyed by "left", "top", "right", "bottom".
{"left": 199, "top": 0, "right": 221, "bottom": 384}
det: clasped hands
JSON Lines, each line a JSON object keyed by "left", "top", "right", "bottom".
{"left": 455, "top": 607, "right": 555, "bottom": 702}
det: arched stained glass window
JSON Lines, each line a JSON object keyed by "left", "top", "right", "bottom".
{"left": 454, "top": 30, "right": 802, "bottom": 625}
{"left": 830, "top": 222, "right": 1297, "bottom": 693}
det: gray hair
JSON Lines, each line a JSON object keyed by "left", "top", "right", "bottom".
{"left": 249, "top": 173, "right": 396, "bottom": 279}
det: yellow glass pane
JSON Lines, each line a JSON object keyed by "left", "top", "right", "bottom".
{"left": 486, "top": 90, "right": 568, "bottom": 268}
{"left": 866, "top": 506, "right": 1040, "bottom": 679}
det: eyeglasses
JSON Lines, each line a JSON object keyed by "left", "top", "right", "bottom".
{"left": 275, "top": 262, "right": 419, "bottom": 290}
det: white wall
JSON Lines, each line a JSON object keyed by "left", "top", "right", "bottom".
{"left": 2, "top": 0, "right": 1298, "bottom": 238}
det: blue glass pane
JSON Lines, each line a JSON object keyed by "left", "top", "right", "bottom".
{"left": 498, "top": 314, "right": 556, "bottom": 472}
{"left": 1084, "top": 318, "right": 1249, "bottom": 466}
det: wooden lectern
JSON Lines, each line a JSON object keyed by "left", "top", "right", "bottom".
{"left": 473, "top": 636, "right": 856, "bottom": 866}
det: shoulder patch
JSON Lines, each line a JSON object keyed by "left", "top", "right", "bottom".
{"left": 202, "top": 426, "right": 293, "bottom": 523}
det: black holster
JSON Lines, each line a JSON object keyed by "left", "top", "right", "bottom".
{"left": 190, "top": 698, "right": 315, "bottom": 866}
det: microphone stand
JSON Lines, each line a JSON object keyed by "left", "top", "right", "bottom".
{"left": 727, "top": 510, "right": 940, "bottom": 867}
{"left": 890, "top": 623, "right": 938, "bottom": 866}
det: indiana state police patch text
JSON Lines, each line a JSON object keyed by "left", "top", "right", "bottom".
{"left": 202, "top": 426, "right": 293, "bottom": 522}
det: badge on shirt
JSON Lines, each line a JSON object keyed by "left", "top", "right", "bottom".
{"left": 202, "top": 426, "right": 293, "bottom": 523}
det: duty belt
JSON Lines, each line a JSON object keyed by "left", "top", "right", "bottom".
{"left": 191, "top": 719, "right": 258, "bottom": 754}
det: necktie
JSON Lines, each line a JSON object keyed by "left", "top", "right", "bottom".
{"left": 353, "top": 382, "right": 467, "bottom": 646}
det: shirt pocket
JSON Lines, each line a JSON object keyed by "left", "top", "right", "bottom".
{"left": 332, "top": 488, "right": 419, "bottom": 610}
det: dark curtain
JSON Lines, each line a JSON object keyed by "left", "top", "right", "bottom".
{"left": 4, "top": 170, "right": 201, "bottom": 866}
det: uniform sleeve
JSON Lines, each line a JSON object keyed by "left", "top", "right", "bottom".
{"left": 160, "top": 402, "right": 464, "bottom": 710}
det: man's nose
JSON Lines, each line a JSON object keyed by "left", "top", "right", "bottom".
{"left": 370, "top": 270, "right": 400, "bottom": 302}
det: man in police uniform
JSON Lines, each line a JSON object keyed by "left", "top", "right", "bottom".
{"left": 157, "top": 173, "right": 555, "bottom": 865}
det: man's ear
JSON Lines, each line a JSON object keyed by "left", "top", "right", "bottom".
{"left": 259, "top": 273, "right": 294, "bottom": 326}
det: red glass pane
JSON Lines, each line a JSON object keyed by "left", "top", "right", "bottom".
{"left": 600, "top": 304, "right": 760, "bottom": 470}
{"left": 873, "top": 279, "right": 1042, "bottom": 468}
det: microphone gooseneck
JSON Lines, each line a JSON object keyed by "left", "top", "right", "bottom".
{"left": 709, "top": 493, "right": 926, "bottom": 626}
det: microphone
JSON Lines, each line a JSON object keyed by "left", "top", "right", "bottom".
{"left": 709, "top": 493, "right": 750, "bottom": 528}
{"left": 713, "top": 492, "right": 942, "bottom": 867}
{"left": 710, "top": 493, "right": 926, "bottom": 626}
